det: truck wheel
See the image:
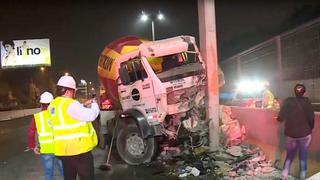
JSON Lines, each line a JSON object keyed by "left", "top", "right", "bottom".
{"left": 116, "top": 124, "right": 157, "bottom": 165}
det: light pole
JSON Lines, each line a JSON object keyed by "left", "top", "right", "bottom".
{"left": 140, "top": 11, "right": 164, "bottom": 41}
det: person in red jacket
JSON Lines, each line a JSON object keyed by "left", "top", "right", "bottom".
{"left": 28, "top": 92, "right": 63, "bottom": 180}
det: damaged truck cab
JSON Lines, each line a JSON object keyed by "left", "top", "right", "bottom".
{"left": 98, "top": 36, "right": 207, "bottom": 165}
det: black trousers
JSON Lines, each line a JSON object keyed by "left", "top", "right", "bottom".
{"left": 58, "top": 151, "right": 95, "bottom": 180}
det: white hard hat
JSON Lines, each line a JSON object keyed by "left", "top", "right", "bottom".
{"left": 57, "top": 75, "right": 76, "bottom": 90}
{"left": 40, "top": 91, "right": 53, "bottom": 104}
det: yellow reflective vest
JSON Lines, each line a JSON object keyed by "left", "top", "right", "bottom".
{"left": 34, "top": 111, "right": 54, "bottom": 154}
{"left": 48, "top": 97, "right": 97, "bottom": 156}
{"left": 263, "top": 89, "right": 275, "bottom": 108}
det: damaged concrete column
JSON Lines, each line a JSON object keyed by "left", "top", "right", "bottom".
{"left": 198, "top": 0, "right": 220, "bottom": 151}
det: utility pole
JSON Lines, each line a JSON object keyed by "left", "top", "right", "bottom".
{"left": 198, "top": 0, "right": 220, "bottom": 151}
{"left": 140, "top": 11, "right": 164, "bottom": 41}
{"left": 151, "top": 20, "right": 155, "bottom": 41}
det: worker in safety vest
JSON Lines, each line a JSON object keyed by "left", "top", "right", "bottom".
{"left": 262, "top": 81, "right": 275, "bottom": 108}
{"left": 48, "top": 75, "right": 99, "bottom": 180}
{"left": 28, "top": 91, "right": 64, "bottom": 180}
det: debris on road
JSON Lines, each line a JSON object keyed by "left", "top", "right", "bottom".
{"left": 226, "top": 146, "right": 243, "bottom": 157}
{"left": 148, "top": 106, "right": 298, "bottom": 179}
{"left": 178, "top": 166, "right": 200, "bottom": 177}
{"left": 156, "top": 143, "right": 297, "bottom": 179}
{"left": 221, "top": 106, "right": 245, "bottom": 146}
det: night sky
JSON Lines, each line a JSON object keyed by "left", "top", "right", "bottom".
{"left": 1, "top": 0, "right": 320, "bottom": 87}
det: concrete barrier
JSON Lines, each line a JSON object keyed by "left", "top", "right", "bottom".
{"left": 230, "top": 106, "right": 320, "bottom": 178}
{"left": 0, "top": 108, "right": 41, "bottom": 121}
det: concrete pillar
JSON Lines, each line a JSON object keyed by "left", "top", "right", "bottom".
{"left": 198, "top": 0, "right": 220, "bottom": 151}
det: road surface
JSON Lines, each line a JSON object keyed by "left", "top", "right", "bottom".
{"left": 0, "top": 115, "right": 176, "bottom": 180}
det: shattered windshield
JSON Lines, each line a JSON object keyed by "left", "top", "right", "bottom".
{"left": 153, "top": 51, "right": 204, "bottom": 82}
{"left": 156, "top": 51, "right": 200, "bottom": 74}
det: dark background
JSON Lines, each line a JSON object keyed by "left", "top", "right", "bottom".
{"left": 0, "top": 0, "right": 320, "bottom": 105}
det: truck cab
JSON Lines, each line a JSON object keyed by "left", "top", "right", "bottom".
{"left": 113, "top": 36, "right": 207, "bottom": 164}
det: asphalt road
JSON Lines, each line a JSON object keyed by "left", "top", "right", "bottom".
{"left": 0, "top": 116, "right": 178, "bottom": 180}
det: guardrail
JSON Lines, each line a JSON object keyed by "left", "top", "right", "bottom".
{"left": 0, "top": 108, "right": 41, "bottom": 121}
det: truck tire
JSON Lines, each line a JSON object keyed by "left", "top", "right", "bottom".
{"left": 116, "top": 124, "right": 157, "bottom": 165}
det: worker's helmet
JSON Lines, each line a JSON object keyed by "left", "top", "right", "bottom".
{"left": 294, "top": 84, "right": 306, "bottom": 97}
{"left": 40, "top": 91, "right": 53, "bottom": 104}
{"left": 57, "top": 75, "right": 76, "bottom": 90}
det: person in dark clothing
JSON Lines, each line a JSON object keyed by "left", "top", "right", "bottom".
{"left": 277, "top": 84, "right": 315, "bottom": 180}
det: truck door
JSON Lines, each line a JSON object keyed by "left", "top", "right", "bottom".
{"left": 118, "top": 58, "right": 159, "bottom": 125}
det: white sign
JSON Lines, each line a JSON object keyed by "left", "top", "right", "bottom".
{"left": 0, "top": 39, "right": 51, "bottom": 68}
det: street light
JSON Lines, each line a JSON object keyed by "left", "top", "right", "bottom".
{"left": 141, "top": 12, "right": 148, "bottom": 22}
{"left": 65, "top": 72, "right": 69, "bottom": 76}
{"left": 157, "top": 13, "right": 164, "bottom": 20}
{"left": 140, "top": 11, "right": 165, "bottom": 41}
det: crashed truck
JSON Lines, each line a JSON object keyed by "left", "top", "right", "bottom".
{"left": 97, "top": 35, "right": 222, "bottom": 165}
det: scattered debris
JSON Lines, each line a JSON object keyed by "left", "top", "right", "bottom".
{"left": 226, "top": 146, "right": 243, "bottom": 157}
{"left": 151, "top": 106, "right": 299, "bottom": 179}
{"left": 220, "top": 106, "right": 246, "bottom": 146}
{"left": 154, "top": 142, "right": 297, "bottom": 179}
{"left": 177, "top": 166, "right": 200, "bottom": 177}
{"left": 193, "top": 146, "right": 209, "bottom": 156}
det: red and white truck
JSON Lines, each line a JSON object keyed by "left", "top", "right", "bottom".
{"left": 97, "top": 36, "right": 211, "bottom": 165}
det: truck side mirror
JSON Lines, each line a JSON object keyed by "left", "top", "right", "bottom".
{"left": 119, "top": 66, "right": 130, "bottom": 85}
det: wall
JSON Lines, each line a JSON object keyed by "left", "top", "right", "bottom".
{"left": 230, "top": 106, "right": 320, "bottom": 177}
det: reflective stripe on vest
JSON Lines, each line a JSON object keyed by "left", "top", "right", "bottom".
{"left": 48, "top": 97, "right": 97, "bottom": 156}
{"left": 34, "top": 111, "right": 54, "bottom": 154}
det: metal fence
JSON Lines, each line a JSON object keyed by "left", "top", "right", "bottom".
{"left": 220, "top": 16, "right": 320, "bottom": 102}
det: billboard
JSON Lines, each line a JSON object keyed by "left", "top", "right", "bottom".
{"left": 0, "top": 39, "right": 51, "bottom": 68}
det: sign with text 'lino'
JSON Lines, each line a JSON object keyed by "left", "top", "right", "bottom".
{"left": 0, "top": 39, "right": 51, "bottom": 69}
